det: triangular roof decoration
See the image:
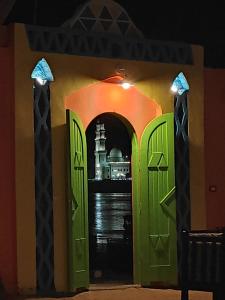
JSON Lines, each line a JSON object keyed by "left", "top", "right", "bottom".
{"left": 80, "top": 6, "right": 95, "bottom": 19}
{"left": 31, "top": 58, "right": 54, "bottom": 81}
{"left": 0, "top": 0, "right": 15, "bottom": 24}
{"left": 171, "top": 72, "right": 189, "bottom": 95}
{"left": 99, "top": 6, "right": 113, "bottom": 20}
{"left": 62, "top": 0, "right": 143, "bottom": 38}
{"left": 117, "top": 11, "right": 129, "bottom": 21}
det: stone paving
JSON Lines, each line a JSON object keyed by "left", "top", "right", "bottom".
{"left": 16, "top": 286, "right": 212, "bottom": 300}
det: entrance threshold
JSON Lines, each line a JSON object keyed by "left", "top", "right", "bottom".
{"left": 90, "top": 283, "right": 141, "bottom": 291}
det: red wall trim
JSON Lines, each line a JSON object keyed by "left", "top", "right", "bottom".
{"left": 204, "top": 69, "right": 225, "bottom": 229}
{"left": 0, "top": 24, "right": 17, "bottom": 294}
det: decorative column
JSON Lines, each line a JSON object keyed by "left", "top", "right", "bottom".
{"left": 171, "top": 72, "right": 190, "bottom": 282}
{"left": 174, "top": 92, "right": 190, "bottom": 232}
{"left": 31, "top": 58, "right": 55, "bottom": 293}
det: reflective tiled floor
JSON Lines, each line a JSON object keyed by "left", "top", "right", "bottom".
{"left": 88, "top": 193, "right": 133, "bottom": 283}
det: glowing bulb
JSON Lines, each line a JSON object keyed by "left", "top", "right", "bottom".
{"left": 121, "top": 82, "right": 132, "bottom": 90}
{"left": 170, "top": 84, "right": 178, "bottom": 93}
{"left": 36, "top": 77, "right": 47, "bottom": 85}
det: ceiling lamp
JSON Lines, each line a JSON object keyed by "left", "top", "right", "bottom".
{"left": 103, "top": 66, "right": 133, "bottom": 89}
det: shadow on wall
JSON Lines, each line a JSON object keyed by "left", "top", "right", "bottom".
{"left": 51, "top": 124, "right": 69, "bottom": 288}
{"left": 0, "top": 278, "right": 6, "bottom": 299}
{"left": 189, "top": 141, "right": 205, "bottom": 229}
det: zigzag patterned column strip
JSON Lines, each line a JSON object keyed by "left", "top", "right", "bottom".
{"left": 174, "top": 92, "right": 191, "bottom": 284}
{"left": 33, "top": 81, "right": 55, "bottom": 293}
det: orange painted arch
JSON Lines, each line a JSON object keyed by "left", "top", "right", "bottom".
{"left": 65, "top": 77, "right": 162, "bottom": 140}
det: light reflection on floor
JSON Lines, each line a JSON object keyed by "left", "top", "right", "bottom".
{"left": 90, "top": 192, "right": 132, "bottom": 241}
{"left": 89, "top": 192, "right": 133, "bottom": 283}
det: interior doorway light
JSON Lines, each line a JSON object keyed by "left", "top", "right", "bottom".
{"left": 121, "top": 81, "right": 133, "bottom": 90}
{"left": 103, "top": 71, "right": 134, "bottom": 89}
{"left": 115, "top": 66, "right": 133, "bottom": 89}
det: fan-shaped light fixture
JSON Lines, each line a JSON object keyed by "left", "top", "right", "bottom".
{"left": 31, "top": 58, "right": 54, "bottom": 85}
{"left": 170, "top": 72, "right": 189, "bottom": 95}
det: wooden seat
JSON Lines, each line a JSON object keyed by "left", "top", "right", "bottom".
{"left": 180, "top": 228, "right": 225, "bottom": 300}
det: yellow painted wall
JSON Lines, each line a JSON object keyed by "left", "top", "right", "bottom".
{"left": 14, "top": 23, "right": 205, "bottom": 292}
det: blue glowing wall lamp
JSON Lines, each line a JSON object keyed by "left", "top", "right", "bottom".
{"left": 31, "top": 58, "right": 54, "bottom": 85}
{"left": 170, "top": 72, "right": 189, "bottom": 95}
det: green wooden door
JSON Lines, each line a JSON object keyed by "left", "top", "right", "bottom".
{"left": 67, "top": 110, "right": 89, "bottom": 290}
{"left": 140, "top": 113, "right": 177, "bottom": 286}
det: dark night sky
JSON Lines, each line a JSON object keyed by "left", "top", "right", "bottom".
{"left": 2, "top": 0, "right": 225, "bottom": 67}
{"left": 86, "top": 113, "right": 131, "bottom": 178}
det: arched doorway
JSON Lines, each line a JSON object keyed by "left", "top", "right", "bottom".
{"left": 86, "top": 113, "right": 134, "bottom": 284}
{"left": 67, "top": 110, "right": 177, "bottom": 290}
{"left": 65, "top": 82, "right": 177, "bottom": 291}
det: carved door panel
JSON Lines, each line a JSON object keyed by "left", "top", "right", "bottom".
{"left": 67, "top": 110, "right": 89, "bottom": 290}
{"left": 140, "top": 113, "right": 177, "bottom": 286}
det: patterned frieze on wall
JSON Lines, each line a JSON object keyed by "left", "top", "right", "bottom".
{"left": 25, "top": 25, "right": 193, "bottom": 65}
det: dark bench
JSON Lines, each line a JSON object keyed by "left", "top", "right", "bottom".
{"left": 181, "top": 228, "right": 225, "bottom": 300}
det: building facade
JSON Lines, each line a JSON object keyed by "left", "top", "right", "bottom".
{"left": 94, "top": 122, "right": 130, "bottom": 180}
{"left": 0, "top": 0, "right": 225, "bottom": 297}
